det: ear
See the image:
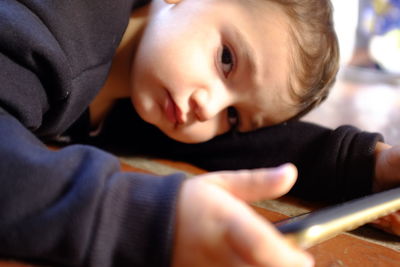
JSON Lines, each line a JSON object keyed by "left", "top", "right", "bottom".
{"left": 164, "top": 0, "right": 182, "bottom": 4}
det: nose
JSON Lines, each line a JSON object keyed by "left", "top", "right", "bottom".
{"left": 190, "top": 86, "right": 233, "bottom": 122}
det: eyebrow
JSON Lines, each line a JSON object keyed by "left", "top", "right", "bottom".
{"left": 229, "top": 27, "right": 258, "bottom": 83}
{"left": 229, "top": 27, "right": 263, "bottom": 131}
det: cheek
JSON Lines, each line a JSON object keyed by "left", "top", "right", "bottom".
{"left": 130, "top": 37, "right": 165, "bottom": 113}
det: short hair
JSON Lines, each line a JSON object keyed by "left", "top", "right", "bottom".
{"left": 267, "top": 0, "right": 340, "bottom": 119}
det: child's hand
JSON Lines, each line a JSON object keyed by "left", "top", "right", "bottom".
{"left": 370, "top": 212, "right": 400, "bottom": 236}
{"left": 374, "top": 142, "right": 400, "bottom": 192}
{"left": 172, "top": 164, "right": 314, "bottom": 267}
{"left": 373, "top": 143, "right": 400, "bottom": 236}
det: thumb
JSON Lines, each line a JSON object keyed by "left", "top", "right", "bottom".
{"left": 203, "top": 163, "right": 297, "bottom": 203}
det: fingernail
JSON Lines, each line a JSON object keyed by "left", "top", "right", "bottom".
{"left": 270, "top": 163, "right": 293, "bottom": 177}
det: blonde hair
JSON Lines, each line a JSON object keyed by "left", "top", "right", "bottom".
{"left": 267, "top": 0, "right": 340, "bottom": 119}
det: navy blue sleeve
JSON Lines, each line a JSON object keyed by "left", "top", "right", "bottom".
{"left": 0, "top": 1, "right": 185, "bottom": 265}
{"left": 93, "top": 100, "right": 384, "bottom": 203}
{"left": 0, "top": 110, "right": 185, "bottom": 267}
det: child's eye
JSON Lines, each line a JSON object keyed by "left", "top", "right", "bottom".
{"left": 220, "top": 45, "right": 234, "bottom": 77}
{"left": 227, "top": 106, "right": 239, "bottom": 129}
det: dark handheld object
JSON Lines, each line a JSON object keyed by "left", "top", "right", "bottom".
{"left": 274, "top": 187, "right": 400, "bottom": 248}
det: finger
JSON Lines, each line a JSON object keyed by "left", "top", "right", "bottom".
{"left": 202, "top": 163, "right": 298, "bottom": 202}
{"left": 374, "top": 145, "right": 400, "bottom": 191}
{"left": 371, "top": 212, "right": 400, "bottom": 236}
{"left": 225, "top": 205, "right": 314, "bottom": 267}
{"left": 388, "top": 212, "right": 400, "bottom": 235}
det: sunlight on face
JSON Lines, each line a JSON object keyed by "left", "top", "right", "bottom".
{"left": 130, "top": 0, "right": 298, "bottom": 143}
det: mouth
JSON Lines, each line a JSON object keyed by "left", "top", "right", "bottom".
{"left": 164, "top": 91, "right": 184, "bottom": 125}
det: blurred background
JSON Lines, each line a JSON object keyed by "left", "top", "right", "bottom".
{"left": 303, "top": 0, "right": 400, "bottom": 146}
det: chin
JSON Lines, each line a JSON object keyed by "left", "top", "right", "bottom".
{"left": 162, "top": 129, "right": 213, "bottom": 144}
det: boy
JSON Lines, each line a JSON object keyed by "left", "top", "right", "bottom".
{"left": 0, "top": 0, "right": 399, "bottom": 267}
{"left": 92, "top": 0, "right": 339, "bottom": 144}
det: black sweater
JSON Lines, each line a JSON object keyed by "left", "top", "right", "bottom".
{"left": 0, "top": 0, "right": 383, "bottom": 266}
{"left": 90, "top": 99, "right": 383, "bottom": 202}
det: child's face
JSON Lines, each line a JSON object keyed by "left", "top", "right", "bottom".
{"left": 130, "top": 0, "right": 298, "bottom": 143}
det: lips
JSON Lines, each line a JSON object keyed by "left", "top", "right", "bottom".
{"left": 164, "top": 92, "right": 183, "bottom": 125}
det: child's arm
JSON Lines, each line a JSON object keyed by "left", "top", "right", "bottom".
{"left": 0, "top": 111, "right": 313, "bottom": 267}
{"left": 0, "top": 110, "right": 186, "bottom": 266}
{"left": 173, "top": 164, "right": 313, "bottom": 267}
{"left": 95, "top": 102, "right": 383, "bottom": 202}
